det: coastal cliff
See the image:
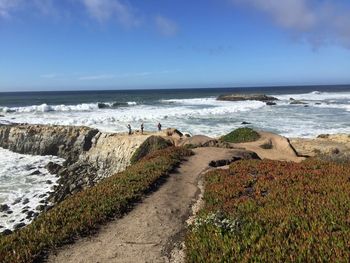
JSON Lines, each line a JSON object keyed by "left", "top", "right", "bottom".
{"left": 0, "top": 124, "right": 153, "bottom": 203}
{"left": 0, "top": 124, "right": 99, "bottom": 162}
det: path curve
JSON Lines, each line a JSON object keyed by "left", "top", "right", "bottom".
{"left": 48, "top": 147, "right": 244, "bottom": 263}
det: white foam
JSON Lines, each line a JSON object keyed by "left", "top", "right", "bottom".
{"left": 274, "top": 91, "right": 350, "bottom": 101}
{"left": 0, "top": 148, "right": 64, "bottom": 231}
{"left": 0, "top": 101, "right": 138, "bottom": 113}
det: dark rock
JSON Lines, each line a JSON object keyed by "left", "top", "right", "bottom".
{"left": 12, "top": 198, "right": 22, "bottom": 205}
{"left": 36, "top": 205, "right": 46, "bottom": 211}
{"left": 290, "top": 100, "right": 308, "bottom": 105}
{"left": 217, "top": 94, "right": 278, "bottom": 102}
{"left": 22, "top": 205, "right": 30, "bottom": 210}
{"left": 317, "top": 134, "right": 330, "bottom": 139}
{"left": 45, "top": 162, "right": 62, "bottom": 174}
{"left": 46, "top": 180, "right": 53, "bottom": 184}
{"left": 30, "top": 170, "right": 41, "bottom": 175}
{"left": 1, "top": 229, "right": 12, "bottom": 235}
{"left": 241, "top": 121, "right": 251, "bottom": 125}
{"left": 331, "top": 148, "right": 340, "bottom": 155}
{"left": 38, "top": 193, "right": 47, "bottom": 198}
{"left": 266, "top": 101, "right": 276, "bottom": 106}
{"left": 22, "top": 198, "right": 29, "bottom": 205}
{"left": 26, "top": 211, "right": 35, "bottom": 219}
{"left": 22, "top": 209, "right": 29, "bottom": 214}
{"left": 0, "top": 204, "right": 10, "bottom": 212}
{"left": 0, "top": 114, "right": 4, "bottom": 117}
{"left": 1, "top": 215, "right": 8, "bottom": 218}
{"left": 13, "top": 223, "right": 26, "bottom": 230}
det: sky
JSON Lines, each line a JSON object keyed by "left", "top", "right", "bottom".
{"left": 1, "top": 0, "right": 350, "bottom": 92}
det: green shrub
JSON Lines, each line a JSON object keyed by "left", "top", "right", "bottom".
{"left": 186, "top": 159, "right": 350, "bottom": 262}
{"left": 220, "top": 128, "right": 260, "bottom": 143}
{"left": 130, "top": 136, "right": 172, "bottom": 164}
{"left": 0, "top": 147, "right": 192, "bottom": 263}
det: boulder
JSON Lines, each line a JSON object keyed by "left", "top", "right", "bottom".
{"left": 266, "top": 101, "right": 276, "bottom": 106}
{"left": 178, "top": 135, "right": 218, "bottom": 148}
{"left": 130, "top": 136, "right": 172, "bottom": 164}
{"left": 0, "top": 204, "right": 9, "bottom": 212}
{"left": 13, "top": 223, "right": 26, "bottom": 230}
{"left": 45, "top": 162, "right": 62, "bottom": 174}
{"left": 217, "top": 94, "right": 278, "bottom": 102}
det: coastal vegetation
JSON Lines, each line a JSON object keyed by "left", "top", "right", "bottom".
{"left": 0, "top": 147, "right": 192, "bottom": 263}
{"left": 221, "top": 128, "right": 260, "bottom": 143}
{"left": 185, "top": 159, "right": 350, "bottom": 262}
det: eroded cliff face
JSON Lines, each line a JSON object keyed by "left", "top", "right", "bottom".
{"left": 79, "top": 133, "right": 151, "bottom": 180}
{"left": 0, "top": 124, "right": 99, "bottom": 162}
{"left": 0, "top": 124, "right": 151, "bottom": 203}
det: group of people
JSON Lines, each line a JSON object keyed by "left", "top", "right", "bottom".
{"left": 127, "top": 122, "right": 162, "bottom": 135}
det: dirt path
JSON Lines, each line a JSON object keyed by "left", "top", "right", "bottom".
{"left": 48, "top": 147, "right": 243, "bottom": 263}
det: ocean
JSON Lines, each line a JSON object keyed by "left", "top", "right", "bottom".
{"left": 1, "top": 85, "right": 350, "bottom": 231}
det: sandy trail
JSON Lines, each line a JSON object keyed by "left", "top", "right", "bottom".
{"left": 48, "top": 147, "right": 241, "bottom": 263}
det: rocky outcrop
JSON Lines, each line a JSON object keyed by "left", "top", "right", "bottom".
{"left": 289, "top": 98, "right": 308, "bottom": 105}
{"left": 79, "top": 133, "right": 152, "bottom": 179}
{"left": 0, "top": 124, "right": 99, "bottom": 162}
{"left": 290, "top": 134, "right": 350, "bottom": 158}
{"left": 217, "top": 94, "right": 278, "bottom": 102}
{"left": 0, "top": 124, "right": 153, "bottom": 203}
{"left": 178, "top": 135, "right": 219, "bottom": 148}
{"left": 130, "top": 136, "right": 172, "bottom": 164}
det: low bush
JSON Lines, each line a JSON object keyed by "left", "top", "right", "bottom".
{"left": 186, "top": 159, "right": 350, "bottom": 262}
{"left": 221, "top": 128, "right": 260, "bottom": 143}
{"left": 0, "top": 147, "right": 192, "bottom": 263}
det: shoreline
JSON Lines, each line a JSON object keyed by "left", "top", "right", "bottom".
{"left": 1, "top": 123, "right": 349, "bottom": 234}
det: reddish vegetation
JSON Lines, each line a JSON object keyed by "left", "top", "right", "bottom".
{"left": 186, "top": 159, "right": 350, "bottom": 262}
{"left": 0, "top": 147, "right": 192, "bottom": 263}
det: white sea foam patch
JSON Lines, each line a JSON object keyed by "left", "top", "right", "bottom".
{"left": 313, "top": 103, "right": 350, "bottom": 111}
{"left": 0, "top": 148, "right": 64, "bottom": 231}
{"left": 0, "top": 101, "right": 138, "bottom": 113}
{"left": 274, "top": 91, "right": 350, "bottom": 101}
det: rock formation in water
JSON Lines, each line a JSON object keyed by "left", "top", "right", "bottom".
{"left": 217, "top": 94, "right": 278, "bottom": 102}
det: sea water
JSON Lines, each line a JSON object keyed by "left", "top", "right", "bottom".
{"left": 0, "top": 148, "right": 64, "bottom": 230}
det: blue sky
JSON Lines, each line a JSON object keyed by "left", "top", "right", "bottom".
{"left": 1, "top": 0, "right": 350, "bottom": 91}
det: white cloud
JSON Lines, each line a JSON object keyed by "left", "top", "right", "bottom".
{"left": 233, "top": 0, "right": 350, "bottom": 49}
{"left": 81, "top": 0, "right": 139, "bottom": 27}
{"left": 40, "top": 73, "right": 57, "bottom": 79}
{"left": 0, "top": 0, "right": 21, "bottom": 18}
{"left": 33, "top": 0, "right": 57, "bottom": 17}
{"left": 155, "top": 15, "right": 178, "bottom": 37}
{"left": 79, "top": 74, "right": 116, "bottom": 80}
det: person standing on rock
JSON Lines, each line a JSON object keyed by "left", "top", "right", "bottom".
{"left": 127, "top": 124, "right": 132, "bottom": 135}
{"left": 141, "top": 123, "right": 144, "bottom": 134}
{"left": 157, "top": 122, "right": 162, "bottom": 132}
